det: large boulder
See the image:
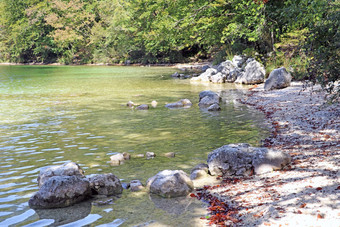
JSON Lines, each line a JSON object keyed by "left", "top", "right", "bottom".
{"left": 87, "top": 173, "right": 123, "bottom": 196}
{"left": 37, "top": 162, "right": 85, "bottom": 187}
{"left": 29, "top": 175, "right": 91, "bottom": 209}
{"left": 235, "top": 59, "right": 265, "bottom": 84}
{"left": 217, "top": 60, "right": 236, "bottom": 76}
{"left": 264, "top": 67, "right": 292, "bottom": 90}
{"left": 146, "top": 170, "right": 194, "bottom": 198}
{"left": 165, "top": 99, "right": 192, "bottom": 109}
{"left": 232, "top": 55, "right": 247, "bottom": 68}
{"left": 191, "top": 68, "right": 217, "bottom": 82}
{"left": 198, "top": 90, "right": 221, "bottom": 108}
{"left": 207, "top": 143, "right": 291, "bottom": 176}
{"left": 226, "top": 68, "right": 243, "bottom": 83}
{"left": 210, "top": 72, "right": 225, "bottom": 84}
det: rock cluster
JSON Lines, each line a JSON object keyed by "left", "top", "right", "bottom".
{"left": 29, "top": 162, "right": 123, "bottom": 209}
{"left": 198, "top": 90, "right": 221, "bottom": 111}
{"left": 191, "top": 56, "right": 265, "bottom": 85}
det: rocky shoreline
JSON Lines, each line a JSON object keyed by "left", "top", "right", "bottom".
{"left": 193, "top": 82, "right": 339, "bottom": 226}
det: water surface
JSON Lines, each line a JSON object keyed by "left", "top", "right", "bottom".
{"left": 0, "top": 65, "right": 268, "bottom": 226}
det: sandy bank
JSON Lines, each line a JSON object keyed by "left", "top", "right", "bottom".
{"left": 198, "top": 82, "right": 339, "bottom": 226}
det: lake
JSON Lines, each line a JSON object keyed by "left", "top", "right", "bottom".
{"left": 0, "top": 65, "right": 268, "bottom": 226}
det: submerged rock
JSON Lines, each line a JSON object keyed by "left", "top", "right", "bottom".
{"left": 264, "top": 67, "right": 292, "bottom": 90}
{"left": 136, "top": 104, "right": 149, "bottom": 110}
{"left": 87, "top": 173, "right": 123, "bottom": 196}
{"left": 165, "top": 99, "right": 192, "bottom": 109}
{"left": 147, "top": 170, "right": 194, "bottom": 198}
{"left": 146, "top": 152, "right": 156, "bottom": 159}
{"left": 110, "top": 153, "right": 125, "bottom": 165}
{"left": 207, "top": 143, "right": 291, "bottom": 176}
{"left": 37, "top": 162, "right": 85, "bottom": 187}
{"left": 198, "top": 90, "right": 221, "bottom": 108}
{"left": 29, "top": 175, "right": 91, "bottom": 209}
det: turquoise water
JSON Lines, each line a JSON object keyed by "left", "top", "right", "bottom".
{"left": 0, "top": 65, "right": 268, "bottom": 226}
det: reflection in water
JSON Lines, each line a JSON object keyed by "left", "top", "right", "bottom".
{"left": 0, "top": 65, "right": 269, "bottom": 226}
{"left": 33, "top": 200, "right": 92, "bottom": 226}
{"left": 149, "top": 194, "right": 205, "bottom": 216}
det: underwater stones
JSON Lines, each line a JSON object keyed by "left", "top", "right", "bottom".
{"left": 147, "top": 170, "right": 194, "bottom": 198}
{"left": 136, "top": 104, "right": 149, "bottom": 110}
{"left": 165, "top": 99, "right": 192, "bottom": 109}
{"left": 151, "top": 100, "right": 158, "bottom": 108}
{"left": 87, "top": 173, "right": 123, "bottom": 196}
{"left": 126, "top": 101, "right": 135, "bottom": 107}
{"left": 207, "top": 103, "right": 221, "bottom": 111}
{"left": 29, "top": 175, "right": 91, "bottom": 209}
{"left": 146, "top": 152, "right": 156, "bottom": 159}
{"left": 37, "top": 162, "right": 85, "bottom": 187}
{"left": 164, "top": 152, "right": 175, "bottom": 158}
{"left": 110, "top": 153, "right": 125, "bottom": 165}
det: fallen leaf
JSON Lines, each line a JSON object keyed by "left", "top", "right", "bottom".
{"left": 297, "top": 210, "right": 302, "bottom": 214}
{"left": 317, "top": 213, "right": 324, "bottom": 219}
{"left": 316, "top": 187, "right": 323, "bottom": 191}
{"left": 299, "top": 203, "right": 307, "bottom": 208}
{"left": 264, "top": 223, "right": 271, "bottom": 226}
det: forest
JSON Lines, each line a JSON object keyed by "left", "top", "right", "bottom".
{"left": 0, "top": 0, "right": 339, "bottom": 92}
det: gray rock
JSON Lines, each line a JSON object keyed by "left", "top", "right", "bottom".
{"left": 87, "top": 173, "right": 123, "bottom": 196}
{"left": 37, "top": 162, "right": 85, "bottom": 187}
{"left": 207, "top": 143, "right": 291, "bottom": 176}
{"left": 232, "top": 55, "right": 246, "bottom": 68}
{"left": 171, "top": 72, "right": 180, "bottom": 77}
{"left": 190, "top": 163, "right": 209, "bottom": 180}
{"left": 165, "top": 99, "right": 192, "bottom": 109}
{"left": 226, "top": 68, "right": 243, "bottom": 83}
{"left": 201, "top": 65, "right": 210, "bottom": 72}
{"left": 130, "top": 180, "right": 144, "bottom": 192}
{"left": 122, "top": 152, "right": 131, "bottom": 160}
{"left": 207, "top": 103, "right": 221, "bottom": 111}
{"left": 217, "top": 60, "right": 236, "bottom": 75}
{"left": 136, "top": 104, "right": 149, "bottom": 110}
{"left": 29, "top": 175, "right": 91, "bottom": 209}
{"left": 264, "top": 67, "right": 292, "bottom": 90}
{"left": 147, "top": 170, "right": 194, "bottom": 198}
{"left": 191, "top": 68, "right": 217, "bottom": 82}
{"left": 210, "top": 72, "right": 225, "bottom": 83}
{"left": 146, "top": 152, "right": 156, "bottom": 158}
{"left": 126, "top": 101, "right": 134, "bottom": 107}
{"left": 110, "top": 153, "right": 125, "bottom": 165}
{"left": 235, "top": 59, "right": 265, "bottom": 84}
{"left": 198, "top": 90, "right": 221, "bottom": 108}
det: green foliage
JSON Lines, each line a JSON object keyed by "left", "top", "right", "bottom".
{"left": 0, "top": 0, "right": 338, "bottom": 102}
{"left": 305, "top": 0, "right": 340, "bottom": 102}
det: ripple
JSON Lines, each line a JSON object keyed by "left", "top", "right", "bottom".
{"left": 22, "top": 219, "right": 55, "bottom": 227}
{"left": 0, "top": 209, "right": 36, "bottom": 226}
{"left": 59, "top": 214, "right": 102, "bottom": 227}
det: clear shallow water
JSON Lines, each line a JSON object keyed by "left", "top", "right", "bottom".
{"left": 0, "top": 65, "right": 268, "bottom": 226}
